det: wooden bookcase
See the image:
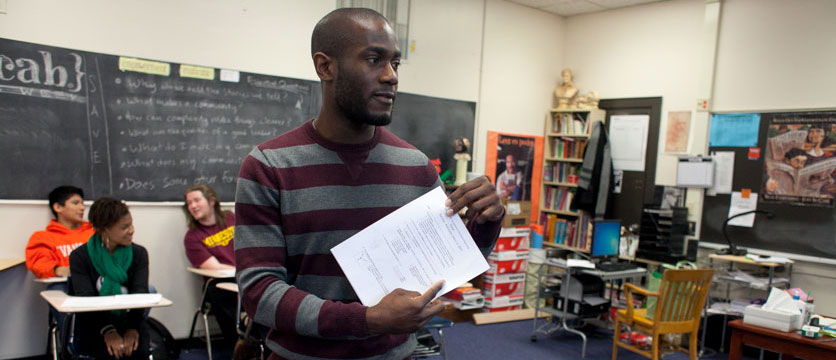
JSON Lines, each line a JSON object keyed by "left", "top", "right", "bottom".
{"left": 540, "top": 108, "right": 605, "bottom": 253}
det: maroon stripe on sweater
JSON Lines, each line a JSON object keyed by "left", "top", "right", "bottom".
{"left": 236, "top": 246, "right": 286, "bottom": 269}
{"left": 281, "top": 207, "right": 397, "bottom": 235}
{"left": 285, "top": 253, "right": 343, "bottom": 277}
{"left": 318, "top": 300, "right": 368, "bottom": 338}
{"left": 274, "top": 287, "right": 308, "bottom": 332}
{"left": 256, "top": 124, "right": 312, "bottom": 150}
{"left": 274, "top": 163, "right": 437, "bottom": 190}
{"left": 238, "top": 156, "right": 280, "bottom": 191}
{"left": 240, "top": 276, "right": 276, "bottom": 320}
{"left": 235, "top": 203, "right": 282, "bottom": 226}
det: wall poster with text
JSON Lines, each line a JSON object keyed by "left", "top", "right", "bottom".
{"left": 762, "top": 112, "right": 836, "bottom": 207}
{"left": 485, "top": 131, "right": 543, "bottom": 222}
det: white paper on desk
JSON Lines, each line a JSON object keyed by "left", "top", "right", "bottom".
{"left": 727, "top": 191, "right": 758, "bottom": 227}
{"left": 61, "top": 296, "right": 119, "bottom": 308}
{"left": 567, "top": 259, "right": 595, "bottom": 269}
{"left": 331, "top": 186, "right": 489, "bottom": 306}
{"left": 707, "top": 151, "right": 734, "bottom": 196}
{"left": 114, "top": 293, "right": 162, "bottom": 305}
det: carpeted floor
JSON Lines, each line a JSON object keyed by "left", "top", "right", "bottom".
{"left": 180, "top": 317, "right": 736, "bottom": 360}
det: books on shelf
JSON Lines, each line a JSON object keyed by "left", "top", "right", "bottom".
{"left": 539, "top": 212, "right": 593, "bottom": 251}
{"left": 543, "top": 162, "right": 580, "bottom": 184}
{"left": 543, "top": 187, "right": 574, "bottom": 212}
{"left": 550, "top": 112, "right": 589, "bottom": 135}
{"left": 552, "top": 137, "right": 587, "bottom": 159}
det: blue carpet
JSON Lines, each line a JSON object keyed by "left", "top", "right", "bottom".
{"left": 177, "top": 319, "right": 736, "bottom": 359}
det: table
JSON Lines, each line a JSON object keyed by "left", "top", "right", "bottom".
{"left": 0, "top": 258, "right": 25, "bottom": 272}
{"left": 186, "top": 267, "right": 235, "bottom": 360}
{"left": 531, "top": 258, "right": 647, "bottom": 358}
{"left": 40, "top": 290, "right": 172, "bottom": 360}
{"left": 40, "top": 290, "right": 172, "bottom": 312}
{"left": 728, "top": 319, "right": 836, "bottom": 360}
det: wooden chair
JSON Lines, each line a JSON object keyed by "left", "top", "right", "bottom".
{"left": 612, "top": 268, "right": 714, "bottom": 360}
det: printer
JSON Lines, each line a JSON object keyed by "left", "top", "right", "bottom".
{"left": 554, "top": 273, "right": 609, "bottom": 317}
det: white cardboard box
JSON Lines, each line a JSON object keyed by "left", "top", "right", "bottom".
{"left": 742, "top": 304, "right": 801, "bottom": 332}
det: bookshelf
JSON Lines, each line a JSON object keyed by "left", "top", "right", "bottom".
{"left": 539, "top": 109, "right": 605, "bottom": 253}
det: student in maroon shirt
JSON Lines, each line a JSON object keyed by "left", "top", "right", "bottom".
{"left": 183, "top": 184, "right": 238, "bottom": 350}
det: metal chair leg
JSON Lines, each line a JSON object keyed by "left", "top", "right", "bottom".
{"left": 203, "top": 312, "right": 213, "bottom": 360}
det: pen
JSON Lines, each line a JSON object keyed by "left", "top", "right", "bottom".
{"left": 820, "top": 337, "right": 836, "bottom": 342}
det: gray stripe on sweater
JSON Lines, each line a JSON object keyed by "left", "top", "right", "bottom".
{"left": 234, "top": 225, "right": 285, "bottom": 250}
{"left": 236, "top": 177, "right": 281, "bottom": 207}
{"left": 253, "top": 279, "right": 291, "bottom": 329}
{"left": 295, "top": 294, "right": 325, "bottom": 337}
{"left": 280, "top": 185, "right": 431, "bottom": 214}
{"left": 367, "top": 143, "right": 429, "bottom": 166}
{"left": 261, "top": 144, "right": 343, "bottom": 168}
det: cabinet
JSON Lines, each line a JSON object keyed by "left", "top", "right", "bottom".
{"left": 539, "top": 109, "right": 605, "bottom": 253}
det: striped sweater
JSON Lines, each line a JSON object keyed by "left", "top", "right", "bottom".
{"left": 235, "top": 120, "right": 501, "bottom": 359}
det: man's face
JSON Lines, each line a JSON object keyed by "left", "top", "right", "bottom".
{"left": 54, "top": 194, "right": 84, "bottom": 225}
{"left": 186, "top": 190, "right": 213, "bottom": 223}
{"left": 333, "top": 18, "right": 400, "bottom": 126}
{"left": 506, "top": 155, "right": 516, "bottom": 172}
{"left": 790, "top": 154, "right": 808, "bottom": 169}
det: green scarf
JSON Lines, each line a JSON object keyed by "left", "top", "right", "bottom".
{"left": 86, "top": 234, "right": 133, "bottom": 299}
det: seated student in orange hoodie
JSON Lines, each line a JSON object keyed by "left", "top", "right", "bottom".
{"left": 26, "top": 185, "right": 95, "bottom": 279}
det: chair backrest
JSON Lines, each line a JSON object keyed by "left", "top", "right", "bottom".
{"left": 652, "top": 268, "right": 714, "bottom": 329}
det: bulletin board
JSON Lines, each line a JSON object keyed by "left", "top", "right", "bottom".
{"left": 700, "top": 110, "right": 836, "bottom": 260}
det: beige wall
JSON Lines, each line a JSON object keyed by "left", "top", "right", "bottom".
{"left": 565, "top": 0, "right": 836, "bottom": 317}
{"left": 2, "top": 0, "right": 836, "bottom": 358}
{"left": 0, "top": 0, "right": 561, "bottom": 357}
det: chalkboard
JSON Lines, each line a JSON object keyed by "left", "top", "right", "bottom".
{"left": 0, "top": 37, "right": 474, "bottom": 201}
{"left": 700, "top": 111, "right": 836, "bottom": 259}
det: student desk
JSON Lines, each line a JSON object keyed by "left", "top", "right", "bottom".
{"left": 40, "top": 290, "right": 173, "bottom": 312}
{"left": 0, "top": 258, "right": 24, "bottom": 272}
{"left": 35, "top": 277, "right": 69, "bottom": 360}
{"left": 35, "top": 276, "right": 68, "bottom": 284}
{"left": 186, "top": 267, "right": 234, "bottom": 360}
{"left": 40, "top": 290, "right": 173, "bottom": 360}
{"left": 729, "top": 319, "right": 836, "bottom": 360}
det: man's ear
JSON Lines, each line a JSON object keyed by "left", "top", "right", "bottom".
{"left": 313, "top": 52, "right": 336, "bottom": 82}
{"left": 52, "top": 202, "right": 62, "bottom": 214}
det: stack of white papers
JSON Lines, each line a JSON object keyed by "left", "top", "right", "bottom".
{"left": 567, "top": 259, "right": 595, "bottom": 269}
{"left": 332, "top": 187, "right": 489, "bottom": 307}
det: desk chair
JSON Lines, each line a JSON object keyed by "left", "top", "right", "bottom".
{"left": 186, "top": 277, "right": 229, "bottom": 360}
{"left": 612, "top": 268, "right": 714, "bottom": 360}
{"left": 412, "top": 316, "right": 453, "bottom": 360}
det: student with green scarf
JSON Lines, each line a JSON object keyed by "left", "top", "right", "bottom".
{"left": 69, "top": 197, "right": 150, "bottom": 359}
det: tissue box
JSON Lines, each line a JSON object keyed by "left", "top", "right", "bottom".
{"left": 743, "top": 304, "right": 801, "bottom": 332}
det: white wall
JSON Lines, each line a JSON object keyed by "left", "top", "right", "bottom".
{"left": 565, "top": 0, "right": 836, "bottom": 316}
{"left": 473, "top": 0, "right": 566, "bottom": 173}
{"left": 0, "top": 0, "right": 554, "bottom": 357}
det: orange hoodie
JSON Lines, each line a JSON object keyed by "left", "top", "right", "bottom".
{"left": 25, "top": 220, "right": 95, "bottom": 278}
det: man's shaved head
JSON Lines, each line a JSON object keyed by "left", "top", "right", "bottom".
{"left": 311, "top": 8, "right": 392, "bottom": 59}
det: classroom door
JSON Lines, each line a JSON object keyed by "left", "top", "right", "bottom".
{"left": 598, "top": 97, "right": 661, "bottom": 228}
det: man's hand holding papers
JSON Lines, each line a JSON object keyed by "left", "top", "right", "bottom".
{"left": 367, "top": 280, "right": 445, "bottom": 334}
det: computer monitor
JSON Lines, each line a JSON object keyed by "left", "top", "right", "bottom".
{"left": 591, "top": 220, "right": 621, "bottom": 259}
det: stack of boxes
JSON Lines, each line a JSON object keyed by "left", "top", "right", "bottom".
{"left": 482, "top": 227, "right": 530, "bottom": 312}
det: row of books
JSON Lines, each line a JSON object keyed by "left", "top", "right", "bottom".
{"left": 539, "top": 213, "right": 593, "bottom": 251}
{"left": 551, "top": 138, "right": 587, "bottom": 159}
{"left": 543, "top": 186, "right": 574, "bottom": 212}
{"left": 550, "top": 112, "right": 589, "bottom": 135}
{"left": 543, "top": 162, "right": 580, "bottom": 183}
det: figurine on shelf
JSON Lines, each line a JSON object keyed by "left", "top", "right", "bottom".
{"left": 554, "top": 68, "right": 578, "bottom": 110}
{"left": 574, "top": 90, "right": 600, "bottom": 109}
{"left": 453, "top": 137, "right": 471, "bottom": 186}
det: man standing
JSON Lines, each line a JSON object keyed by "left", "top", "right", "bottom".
{"left": 234, "top": 8, "right": 503, "bottom": 359}
{"left": 497, "top": 154, "right": 522, "bottom": 200}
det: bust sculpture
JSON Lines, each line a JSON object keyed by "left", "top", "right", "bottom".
{"left": 554, "top": 68, "right": 578, "bottom": 110}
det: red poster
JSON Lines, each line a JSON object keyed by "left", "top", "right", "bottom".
{"left": 486, "top": 131, "right": 544, "bottom": 222}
